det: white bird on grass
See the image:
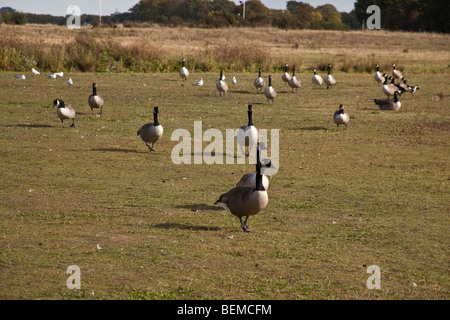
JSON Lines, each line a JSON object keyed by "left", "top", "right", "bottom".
{"left": 67, "top": 78, "right": 73, "bottom": 87}
{"left": 193, "top": 78, "right": 204, "bottom": 86}
{"left": 232, "top": 76, "right": 237, "bottom": 85}
{"left": 31, "top": 68, "right": 40, "bottom": 75}
{"left": 48, "top": 73, "right": 57, "bottom": 79}
{"left": 16, "top": 75, "right": 26, "bottom": 80}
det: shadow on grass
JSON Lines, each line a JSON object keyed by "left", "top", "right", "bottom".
{"left": 91, "top": 148, "right": 138, "bottom": 153}
{"left": 14, "top": 124, "right": 53, "bottom": 128}
{"left": 299, "top": 126, "right": 328, "bottom": 131}
{"left": 153, "top": 223, "right": 220, "bottom": 231}
{"left": 175, "top": 203, "right": 224, "bottom": 211}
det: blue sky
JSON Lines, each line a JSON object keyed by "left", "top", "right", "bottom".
{"left": 0, "top": 0, "right": 356, "bottom": 16}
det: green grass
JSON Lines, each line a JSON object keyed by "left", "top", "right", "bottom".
{"left": 0, "top": 67, "right": 448, "bottom": 300}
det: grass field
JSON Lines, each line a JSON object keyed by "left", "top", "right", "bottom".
{"left": 0, "top": 25, "right": 449, "bottom": 300}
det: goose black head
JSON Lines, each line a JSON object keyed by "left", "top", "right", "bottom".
{"left": 328, "top": 64, "right": 332, "bottom": 74}
{"left": 292, "top": 65, "right": 296, "bottom": 76}
{"left": 247, "top": 105, "right": 254, "bottom": 126}
{"left": 268, "top": 75, "right": 272, "bottom": 86}
{"left": 219, "top": 70, "right": 223, "bottom": 80}
{"left": 53, "top": 99, "right": 64, "bottom": 108}
{"left": 258, "top": 68, "right": 262, "bottom": 77}
{"left": 92, "top": 82, "right": 97, "bottom": 95}
{"left": 153, "top": 106, "right": 160, "bottom": 125}
{"left": 284, "top": 64, "right": 288, "bottom": 72}
{"left": 339, "top": 104, "right": 345, "bottom": 114}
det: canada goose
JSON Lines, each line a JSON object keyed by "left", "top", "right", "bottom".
{"left": 312, "top": 69, "right": 323, "bottom": 88}
{"left": 137, "top": 107, "right": 164, "bottom": 151}
{"left": 254, "top": 68, "right": 265, "bottom": 93}
{"left": 281, "top": 64, "right": 291, "bottom": 85}
{"left": 264, "top": 75, "right": 277, "bottom": 103}
{"left": 179, "top": 58, "right": 189, "bottom": 83}
{"left": 333, "top": 104, "right": 349, "bottom": 128}
{"left": 88, "top": 82, "right": 104, "bottom": 116}
{"left": 237, "top": 105, "right": 258, "bottom": 157}
{"left": 53, "top": 99, "right": 75, "bottom": 128}
{"left": 236, "top": 143, "right": 271, "bottom": 190}
{"left": 193, "top": 78, "right": 204, "bottom": 86}
{"left": 382, "top": 76, "right": 398, "bottom": 98}
{"left": 374, "top": 91, "right": 402, "bottom": 111}
{"left": 216, "top": 70, "right": 228, "bottom": 97}
{"left": 402, "top": 79, "right": 419, "bottom": 94}
{"left": 16, "top": 75, "right": 26, "bottom": 80}
{"left": 374, "top": 64, "right": 385, "bottom": 85}
{"left": 31, "top": 68, "right": 40, "bottom": 75}
{"left": 324, "top": 64, "right": 336, "bottom": 89}
{"left": 215, "top": 142, "right": 269, "bottom": 232}
{"left": 288, "top": 65, "right": 301, "bottom": 92}
{"left": 392, "top": 64, "right": 403, "bottom": 80}
{"left": 232, "top": 76, "right": 237, "bottom": 85}
{"left": 67, "top": 78, "right": 73, "bottom": 88}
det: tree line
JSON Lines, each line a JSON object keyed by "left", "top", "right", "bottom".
{"left": 0, "top": 0, "right": 448, "bottom": 32}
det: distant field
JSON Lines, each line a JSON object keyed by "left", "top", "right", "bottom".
{"left": 1, "top": 24, "right": 450, "bottom": 73}
{"left": 0, "top": 25, "right": 449, "bottom": 300}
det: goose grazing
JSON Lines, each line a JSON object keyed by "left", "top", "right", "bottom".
{"left": 232, "top": 76, "right": 237, "bottom": 85}
{"left": 67, "top": 78, "right": 73, "bottom": 88}
{"left": 237, "top": 105, "right": 258, "bottom": 158}
{"left": 31, "top": 68, "right": 40, "bottom": 75}
{"left": 374, "top": 64, "right": 385, "bottom": 85}
{"left": 391, "top": 64, "right": 403, "bottom": 80}
{"left": 324, "top": 64, "right": 336, "bottom": 89}
{"left": 254, "top": 68, "right": 265, "bottom": 93}
{"left": 382, "top": 76, "right": 398, "bottom": 98}
{"left": 333, "top": 104, "right": 349, "bottom": 128}
{"left": 88, "top": 82, "right": 104, "bottom": 116}
{"left": 264, "top": 75, "right": 277, "bottom": 103}
{"left": 179, "top": 58, "right": 189, "bottom": 84}
{"left": 216, "top": 70, "right": 228, "bottom": 97}
{"left": 374, "top": 91, "right": 402, "bottom": 111}
{"left": 281, "top": 64, "right": 291, "bottom": 85}
{"left": 312, "top": 69, "right": 323, "bottom": 88}
{"left": 137, "top": 107, "right": 164, "bottom": 151}
{"left": 215, "top": 142, "right": 269, "bottom": 233}
{"left": 16, "top": 75, "right": 26, "bottom": 80}
{"left": 288, "top": 65, "right": 301, "bottom": 92}
{"left": 402, "top": 79, "right": 419, "bottom": 94}
{"left": 53, "top": 99, "right": 75, "bottom": 128}
{"left": 193, "top": 78, "right": 204, "bottom": 86}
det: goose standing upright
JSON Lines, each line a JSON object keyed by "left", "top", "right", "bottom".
{"left": 382, "top": 76, "right": 397, "bottom": 98}
{"left": 374, "top": 91, "right": 402, "bottom": 111}
{"left": 215, "top": 142, "right": 269, "bottom": 233}
{"left": 391, "top": 64, "right": 403, "bottom": 80}
{"left": 264, "top": 75, "right": 277, "bottom": 103}
{"left": 236, "top": 142, "right": 271, "bottom": 190}
{"left": 288, "top": 65, "right": 301, "bottom": 92}
{"left": 88, "top": 82, "right": 104, "bottom": 116}
{"left": 324, "top": 64, "right": 336, "bottom": 89}
{"left": 137, "top": 107, "right": 164, "bottom": 151}
{"left": 216, "top": 70, "right": 228, "bottom": 97}
{"left": 237, "top": 105, "right": 258, "bottom": 157}
{"left": 254, "top": 68, "right": 265, "bottom": 93}
{"left": 53, "top": 99, "right": 75, "bottom": 128}
{"left": 374, "top": 64, "right": 385, "bottom": 85}
{"left": 179, "top": 58, "right": 189, "bottom": 84}
{"left": 281, "top": 64, "right": 291, "bottom": 85}
{"left": 333, "top": 104, "right": 349, "bottom": 128}
{"left": 312, "top": 69, "right": 323, "bottom": 88}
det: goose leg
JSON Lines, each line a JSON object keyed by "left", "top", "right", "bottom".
{"left": 145, "top": 142, "right": 155, "bottom": 151}
{"left": 61, "top": 119, "right": 65, "bottom": 128}
{"left": 99, "top": 107, "right": 103, "bottom": 115}
{"left": 70, "top": 119, "right": 75, "bottom": 128}
{"left": 243, "top": 216, "right": 250, "bottom": 232}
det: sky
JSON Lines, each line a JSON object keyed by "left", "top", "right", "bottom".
{"left": 0, "top": 0, "right": 356, "bottom": 16}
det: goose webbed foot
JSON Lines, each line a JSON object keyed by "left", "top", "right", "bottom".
{"left": 145, "top": 142, "right": 155, "bottom": 152}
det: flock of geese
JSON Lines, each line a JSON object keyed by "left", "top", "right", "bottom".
{"left": 14, "top": 60, "right": 419, "bottom": 233}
